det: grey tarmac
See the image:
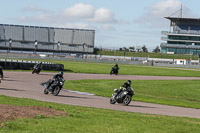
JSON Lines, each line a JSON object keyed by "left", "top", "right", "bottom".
{"left": 0, "top": 71, "right": 200, "bottom": 119}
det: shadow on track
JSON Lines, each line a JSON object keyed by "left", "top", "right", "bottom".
{"left": 128, "top": 105, "right": 157, "bottom": 108}
{"left": 3, "top": 79, "right": 24, "bottom": 82}
{"left": 57, "top": 94, "right": 94, "bottom": 99}
{"left": 35, "top": 73, "right": 54, "bottom": 76}
{"left": 63, "top": 69, "right": 73, "bottom": 72}
{"left": 0, "top": 88, "right": 24, "bottom": 91}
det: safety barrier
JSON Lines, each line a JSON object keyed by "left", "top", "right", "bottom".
{"left": 0, "top": 59, "right": 64, "bottom": 71}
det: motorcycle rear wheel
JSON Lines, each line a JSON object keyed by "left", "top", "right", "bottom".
{"left": 123, "top": 95, "right": 131, "bottom": 106}
{"left": 53, "top": 86, "right": 60, "bottom": 96}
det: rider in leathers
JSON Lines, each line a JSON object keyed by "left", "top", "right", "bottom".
{"left": 117, "top": 80, "right": 132, "bottom": 95}
{"left": 47, "top": 71, "right": 64, "bottom": 92}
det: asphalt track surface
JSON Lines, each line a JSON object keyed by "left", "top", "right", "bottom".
{"left": 0, "top": 71, "right": 200, "bottom": 119}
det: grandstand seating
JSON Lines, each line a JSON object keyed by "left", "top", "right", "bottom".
{"left": 0, "top": 24, "right": 95, "bottom": 53}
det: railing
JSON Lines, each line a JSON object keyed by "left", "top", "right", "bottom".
{"left": 161, "top": 31, "right": 200, "bottom": 36}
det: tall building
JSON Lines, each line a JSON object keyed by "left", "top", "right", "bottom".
{"left": 161, "top": 17, "right": 200, "bottom": 55}
{"left": 0, "top": 24, "right": 95, "bottom": 54}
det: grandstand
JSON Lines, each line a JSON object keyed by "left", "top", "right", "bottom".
{"left": 0, "top": 24, "right": 95, "bottom": 54}
{"left": 161, "top": 17, "right": 200, "bottom": 55}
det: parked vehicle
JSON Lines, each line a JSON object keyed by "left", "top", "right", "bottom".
{"left": 43, "top": 76, "right": 65, "bottom": 96}
{"left": 110, "top": 87, "right": 134, "bottom": 106}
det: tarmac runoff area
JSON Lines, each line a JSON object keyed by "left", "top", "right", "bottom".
{"left": 0, "top": 71, "right": 200, "bottom": 119}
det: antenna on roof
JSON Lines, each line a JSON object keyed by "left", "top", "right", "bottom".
{"left": 169, "top": 4, "right": 183, "bottom": 18}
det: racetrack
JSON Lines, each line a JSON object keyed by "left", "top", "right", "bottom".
{"left": 0, "top": 71, "right": 200, "bottom": 119}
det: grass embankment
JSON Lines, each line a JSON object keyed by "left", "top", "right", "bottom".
{"left": 0, "top": 95, "right": 200, "bottom": 133}
{"left": 64, "top": 80, "right": 200, "bottom": 109}
{"left": 97, "top": 51, "right": 199, "bottom": 60}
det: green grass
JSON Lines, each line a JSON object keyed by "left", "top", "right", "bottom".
{"left": 64, "top": 80, "right": 200, "bottom": 109}
{"left": 97, "top": 50, "right": 199, "bottom": 60}
{"left": 53, "top": 60, "right": 200, "bottom": 77}
{"left": 0, "top": 95, "right": 200, "bottom": 133}
{"left": 2, "top": 58, "right": 200, "bottom": 77}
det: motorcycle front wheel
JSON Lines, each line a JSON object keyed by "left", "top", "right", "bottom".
{"left": 32, "top": 70, "right": 35, "bottom": 74}
{"left": 110, "top": 97, "right": 116, "bottom": 104}
{"left": 53, "top": 86, "right": 61, "bottom": 96}
{"left": 110, "top": 71, "right": 112, "bottom": 75}
{"left": 44, "top": 88, "right": 49, "bottom": 94}
{"left": 123, "top": 95, "right": 132, "bottom": 106}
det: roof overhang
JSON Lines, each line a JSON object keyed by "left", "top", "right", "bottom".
{"left": 165, "top": 17, "right": 200, "bottom": 26}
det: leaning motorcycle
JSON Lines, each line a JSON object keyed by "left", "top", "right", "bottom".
{"left": 110, "top": 67, "right": 119, "bottom": 75}
{"left": 110, "top": 87, "right": 134, "bottom": 106}
{"left": 43, "top": 77, "right": 65, "bottom": 96}
{"left": 32, "top": 64, "right": 42, "bottom": 74}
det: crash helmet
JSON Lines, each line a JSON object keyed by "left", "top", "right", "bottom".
{"left": 127, "top": 80, "right": 132, "bottom": 85}
{"left": 59, "top": 71, "right": 64, "bottom": 76}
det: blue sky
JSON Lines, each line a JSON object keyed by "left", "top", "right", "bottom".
{"left": 1, "top": 0, "right": 200, "bottom": 52}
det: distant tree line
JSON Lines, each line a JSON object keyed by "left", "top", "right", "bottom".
{"left": 94, "top": 45, "right": 161, "bottom": 54}
{"left": 118, "top": 45, "right": 160, "bottom": 53}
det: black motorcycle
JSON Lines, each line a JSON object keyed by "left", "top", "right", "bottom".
{"left": 110, "top": 87, "right": 134, "bottom": 106}
{"left": 32, "top": 64, "right": 42, "bottom": 74}
{"left": 110, "top": 67, "right": 119, "bottom": 75}
{"left": 43, "top": 77, "right": 65, "bottom": 96}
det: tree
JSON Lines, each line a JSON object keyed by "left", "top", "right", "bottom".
{"left": 153, "top": 46, "right": 160, "bottom": 53}
{"left": 129, "top": 46, "right": 135, "bottom": 52}
{"left": 142, "top": 45, "right": 148, "bottom": 53}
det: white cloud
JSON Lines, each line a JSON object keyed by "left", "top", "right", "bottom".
{"left": 135, "top": 0, "right": 194, "bottom": 28}
{"left": 62, "top": 3, "right": 94, "bottom": 18}
{"left": 89, "top": 8, "right": 117, "bottom": 23}
{"left": 18, "top": 3, "right": 120, "bottom": 25}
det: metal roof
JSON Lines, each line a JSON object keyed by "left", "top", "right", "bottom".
{"left": 165, "top": 17, "right": 200, "bottom": 25}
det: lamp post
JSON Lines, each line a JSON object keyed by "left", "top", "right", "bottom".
{"left": 8, "top": 38, "right": 12, "bottom": 52}
{"left": 57, "top": 41, "right": 60, "bottom": 50}
{"left": 34, "top": 40, "right": 38, "bottom": 54}
{"left": 190, "top": 50, "right": 192, "bottom": 65}
{"left": 83, "top": 43, "right": 86, "bottom": 59}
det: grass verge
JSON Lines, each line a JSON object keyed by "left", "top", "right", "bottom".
{"left": 64, "top": 79, "right": 200, "bottom": 109}
{"left": 0, "top": 95, "right": 200, "bottom": 133}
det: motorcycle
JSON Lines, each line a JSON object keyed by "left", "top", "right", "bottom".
{"left": 32, "top": 63, "right": 42, "bottom": 74}
{"left": 110, "top": 87, "right": 134, "bottom": 106}
{"left": 43, "top": 77, "right": 65, "bottom": 96}
{"left": 110, "top": 67, "right": 119, "bottom": 75}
